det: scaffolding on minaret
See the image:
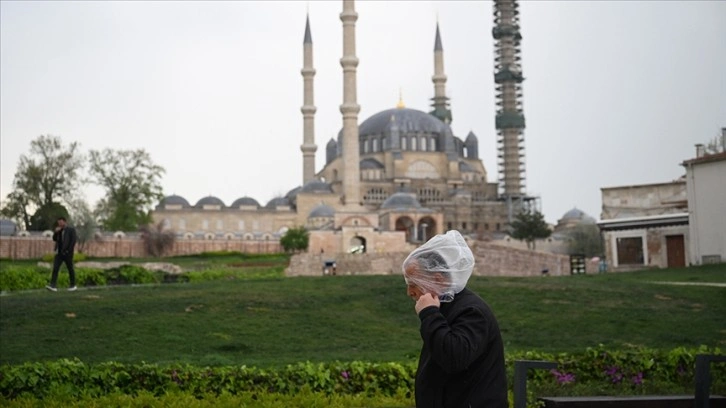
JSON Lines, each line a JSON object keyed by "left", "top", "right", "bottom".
{"left": 493, "top": 0, "right": 538, "bottom": 222}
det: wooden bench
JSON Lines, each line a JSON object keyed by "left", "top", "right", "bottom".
{"left": 539, "top": 395, "right": 726, "bottom": 408}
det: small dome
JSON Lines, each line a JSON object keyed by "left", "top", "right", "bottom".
{"left": 465, "top": 131, "right": 478, "bottom": 143}
{"left": 0, "top": 218, "right": 18, "bottom": 236}
{"left": 195, "top": 196, "right": 225, "bottom": 208}
{"left": 381, "top": 192, "right": 422, "bottom": 210}
{"left": 308, "top": 204, "right": 335, "bottom": 218}
{"left": 231, "top": 196, "right": 260, "bottom": 208}
{"left": 561, "top": 208, "right": 596, "bottom": 224}
{"left": 285, "top": 186, "right": 302, "bottom": 201}
{"left": 157, "top": 194, "right": 191, "bottom": 209}
{"left": 265, "top": 196, "right": 290, "bottom": 209}
{"left": 360, "top": 158, "right": 384, "bottom": 170}
{"left": 300, "top": 179, "right": 333, "bottom": 194}
{"left": 458, "top": 161, "right": 475, "bottom": 172}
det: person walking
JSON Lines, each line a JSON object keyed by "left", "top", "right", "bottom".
{"left": 402, "top": 230, "right": 508, "bottom": 408}
{"left": 46, "top": 216, "right": 78, "bottom": 292}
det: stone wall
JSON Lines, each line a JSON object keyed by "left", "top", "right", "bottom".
{"left": 0, "top": 236, "right": 282, "bottom": 259}
{"left": 286, "top": 239, "right": 598, "bottom": 277}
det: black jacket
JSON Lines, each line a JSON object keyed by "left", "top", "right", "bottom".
{"left": 53, "top": 226, "right": 77, "bottom": 256}
{"left": 415, "top": 288, "right": 508, "bottom": 408}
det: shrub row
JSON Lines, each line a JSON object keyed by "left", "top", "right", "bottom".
{"left": 0, "top": 264, "right": 286, "bottom": 292}
{"left": 1, "top": 346, "right": 722, "bottom": 401}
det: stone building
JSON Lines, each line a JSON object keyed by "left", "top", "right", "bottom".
{"left": 152, "top": 0, "right": 530, "bottom": 255}
{"left": 597, "top": 179, "right": 689, "bottom": 270}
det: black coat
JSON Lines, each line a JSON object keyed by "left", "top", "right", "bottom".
{"left": 415, "top": 288, "right": 508, "bottom": 408}
{"left": 53, "top": 226, "right": 77, "bottom": 256}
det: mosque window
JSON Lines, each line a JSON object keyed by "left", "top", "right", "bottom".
{"left": 406, "top": 160, "right": 439, "bottom": 179}
{"left": 363, "top": 139, "right": 369, "bottom": 153}
{"left": 372, "top": 138, "right": 379, "bottom": 152}
{"left": 238, "top": 220, "right": 245, "bottom": 231}
{"left": 496, "top": 223, "right": 501, "bottom": 231}
{"left": 417, "top": 188, "right": 442, "bottom": 204}
{"left": 202, "top": 220, "right": 209, "bottom": 230}
{"left": 364, "top": 188, "right": 388, "bottom": 204}
{"left": 421, "top": 137, "right": 427, "bottom": 151}
{"left": 462, "top": 222, "right": 467, "bottom": 230}
{"left": 431, "top": 138, "right": 437, "bottom": 151}
{"left": 447, "top": 222, "right": 452, "bottom": 230}
{"left": 411, "top": 137, "right": 417, "bottom": 151}
{"left": 402, "top": 137, "right": 407, "bottom": 150}
{"left": 474, "top": 223, "right": 479, "bottom": 231}
{"left": 216, "top": 220, "right": 223, "bottom": 230}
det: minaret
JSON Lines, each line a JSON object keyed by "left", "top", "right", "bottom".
{"left": 340, "top": 0, "right": 361, "bottom": 206}
{"left": 430, "top": 22, "right": 452, "bottom": 124}
{"left": 493, "top": 0, "right": 526, "bottom": 197}
{"left": 300, "top": 14, "right": 317, "bottom": 185}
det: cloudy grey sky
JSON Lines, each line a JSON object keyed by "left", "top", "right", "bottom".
{"left": 1, "top": 0, "right": 724, "bottom": 224}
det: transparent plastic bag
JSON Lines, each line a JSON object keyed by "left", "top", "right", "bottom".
{"left": 402, "top": 230, "right": 475, "bottom": 302}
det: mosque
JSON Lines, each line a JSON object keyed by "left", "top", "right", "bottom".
{"left": 152, "top": 0, "right": 535, "bottom": 254}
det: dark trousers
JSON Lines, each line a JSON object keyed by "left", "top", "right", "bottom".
{"left": 51, "top": 253, "right": 76, "bottom": 287}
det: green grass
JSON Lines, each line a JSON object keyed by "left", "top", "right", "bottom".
{"left": 0, "top": 263, "right": 724, "bottom": 368}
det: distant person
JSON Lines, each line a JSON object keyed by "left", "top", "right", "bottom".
{"left": 46, "top": 216, "right": 77, "bottom": 292}
{"left": 402, "top": 230, "right": 507, "bottom": 408}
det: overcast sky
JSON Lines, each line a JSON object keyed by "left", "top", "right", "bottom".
{"left": 1, "top": 0, "right": 724, "bottom": 225}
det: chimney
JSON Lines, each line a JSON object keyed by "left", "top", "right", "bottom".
{"left": 695, "top": 144, "right": 705, "bottom": 158}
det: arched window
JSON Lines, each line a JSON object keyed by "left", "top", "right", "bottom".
{"left": 363, "top": 139, "right": 369, "bottom": 153}
{"left": 401, "top": 137, "right": 407, "bottom": 150}
{"left": 431, "top": 138, "right": 437, "bottom": 151}
{"left": 421, "top": 137, "right": 427, "bottom": 151}
{"left": 411, "top": 137, "right": 417, "bottom": 151}
{"left": 372, "top": 138, "right": 378, "bottom": 152}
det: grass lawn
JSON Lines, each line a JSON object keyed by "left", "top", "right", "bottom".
{"left": 0, "top": 263, "right": 724, "bottom": 367}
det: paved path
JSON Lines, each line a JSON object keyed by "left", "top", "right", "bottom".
{"left": 650, "top": 281, "right": 726, "bottom": 288}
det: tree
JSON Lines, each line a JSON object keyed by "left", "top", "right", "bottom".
{"left": 704, "top": 130, "right": 725, "bottom": 155}
{"left": 510, "top": 209, "right": 551, "bottom": 250}
{"left": 280, "top": 226, "right": 309, "bottom": 253}
{"left": 88, "top": 148, "right": 165, "bottom": 231}
{"left": 0, "top": 191, "right": 32, "bottom": 230}
{"left": 566, "top": 223, "right": 603, "bottom": 258}
{"left": 1, "top": 135, "right": 84, "bottom": 229}
{"left": 139, "top": 221, "right": 176, "bottom": 257}
{"left": 29, "top": 202, "right": 69, "bottom": 231}
{"left": 69, "top": 199, "right": 99, "bottom": 254}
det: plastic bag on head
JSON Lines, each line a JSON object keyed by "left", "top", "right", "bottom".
{"left": 402, "top": 230, "right": 475, "bottom": 302}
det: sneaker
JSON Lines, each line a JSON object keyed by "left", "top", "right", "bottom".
{"left": 45, "top": 285, "right": 57, "bottom": 292}
{"left": 68, "top": 286, "right": 77, "bottom": 292}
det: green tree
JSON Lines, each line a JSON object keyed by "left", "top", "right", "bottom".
{"left": 29, "top": 202, "right": 69, "bottom": 231}
{"left": 510, "top": 209, "right": 551, "bottom": 250}
{"left": 88, "top": 148, "right": 165, "bottom": 231}
{"left": 0, "top": 135, "right": 84, "bottom": 229}
{"left": 566, "top": 223, "right": 603, "bottom": 258}
{"left": 69, "top": 199, "right": 99, "bottom": 254}
{"left": 280, "top": 226, "right": 309, "bottom": 253}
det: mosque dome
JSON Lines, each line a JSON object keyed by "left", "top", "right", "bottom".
{"left": 308, "top": 204, "right": 335, "bottom": 219}
{"left": 231, "top": 196, "right": 260, "bottom": 208}
{"left": 0, "top": 218, "right": 18, "bottom": 236}
{"left": 359, "top": 107, "right": 449, "bottom": 137}
{"left": 157, "top": 195, "right": 191, "bottom": 209}
{"left": 195, "top": 196, "right": 225, "bottom": 208}
{"left": 265, "top": 196, "right": 291, "bottom": 209}
{"left": 380, "top": 192, "right": 422, "bottom": 210}
{"left": 458, "top": 161, "right": 475, "bottom": 172}
{"left": 360, "top": 158, "right": 384, "bottom": 169}
{"left": 561, "top": 207, "right": 596, "bottom": 224}
{"left": 300, "top": 179, "right": 333, "bottom": 194}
